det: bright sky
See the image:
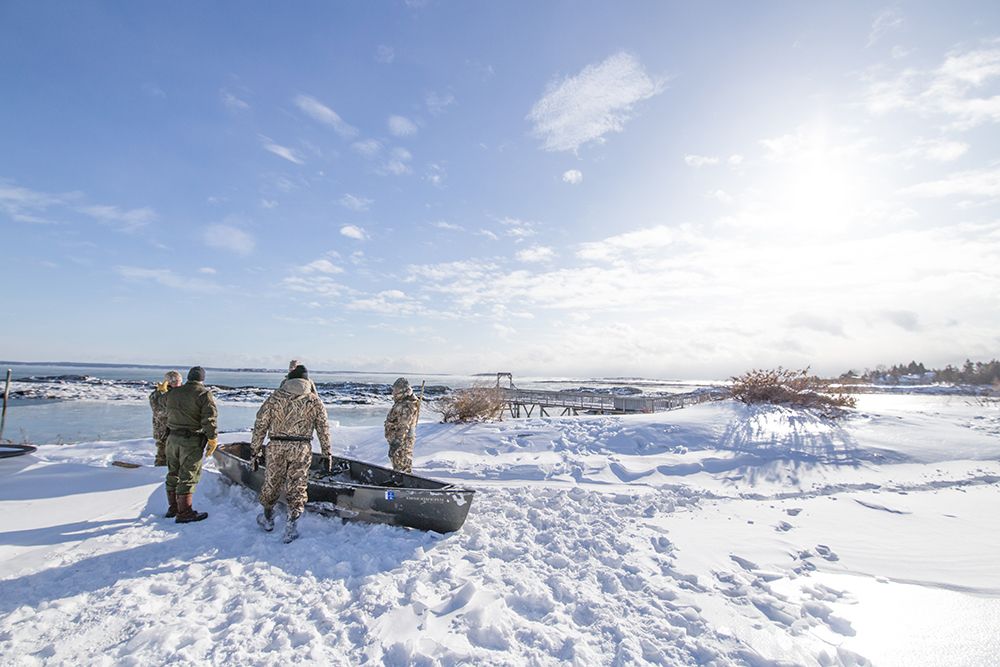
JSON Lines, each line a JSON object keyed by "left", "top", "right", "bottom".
{"left": 2, "top": 2, "right": 999, "bottom": 378}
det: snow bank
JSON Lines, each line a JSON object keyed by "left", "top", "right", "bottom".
{"left": 2, "top": 395, "right": 999, "bottom": 666}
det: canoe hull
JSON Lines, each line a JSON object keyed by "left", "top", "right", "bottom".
{"left": 213, "top": 442, "right": 474, "bottom": 533}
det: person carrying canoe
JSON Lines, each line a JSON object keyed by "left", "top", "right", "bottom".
{"left": 384, "top": 377, "right": 420, "bottom": 473}
{"left": 251, "top": 364, "right": 331, "bottom": 543}
{"left": 163, "top": 366, "right": 218, "bottom": 523}
{"left": 149, "top": 370, "right": 182, "bottom": 466}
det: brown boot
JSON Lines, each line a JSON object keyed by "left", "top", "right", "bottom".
{"left": 175, "top": 493, "right": 208, "bottom": 523}
{"left": 165, "top": 490, "right": 178, "bottom": 519}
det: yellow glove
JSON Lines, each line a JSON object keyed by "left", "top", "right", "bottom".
{"left": 156, "top": 380, "right": 169, "bottom": 393}
{"left": 204, "top": 438, "right": 219, "bottom": 458}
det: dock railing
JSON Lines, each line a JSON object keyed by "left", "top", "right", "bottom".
{"left": 499, "top": 384, "right": 726, "bottom": 418}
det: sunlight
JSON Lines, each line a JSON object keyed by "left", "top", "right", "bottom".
{"left": 771, "top": 125, "right": 872, "bottom": 235}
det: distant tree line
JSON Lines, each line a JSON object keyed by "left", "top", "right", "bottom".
{"left": 838, "top": 359, "right": 1000, "bottom": 385}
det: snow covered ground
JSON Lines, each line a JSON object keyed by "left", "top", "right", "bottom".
{"left": 1, "top": 395, "right": 998, "bottom": 666}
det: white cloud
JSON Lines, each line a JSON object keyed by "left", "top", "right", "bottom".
{"left": 758, "top": 126, "right": 872, "bottom": 163}
{"left": 493, "top": 323, "right": 517, "bottom": 338}
{"left": 900, "top": 167, "right": 1000, "bottom": 198}
{"left": 220, "top": 88, "right": 249, "bottom": 111}
{"left": 867, "top": 9, "right": 904, "bottom": 48}
{"left": 425, "top": 163, "right": 446, "bottom": 186}
{"left": 425, "top": 91, "right": 456, "bottom": 115}
{"left": 402, "top": 221, "right": 1000, "bottom": 376}
{"left": 260, "top": 199, "right": 278, "bottom": 209}
{"left": 261, "top": 137, "right": 305, "bottom": 165}
{"left": 117, "top": 266, "right": 221, "bottom": 292}
{"left": 203, "top": 224, "right": 255, "bottom": 255}
{"left": 302, "top": 259, "right": 344, "bottom": 274}
{"left": 293, "top": 94, "right": 358, "bottom": 138}
{"left": 882, "top": 310, "right": 921, "bottom": 332}
{"left": 381, "top": 147, "right": 412, "bottom": 175}
{"left": 728, "top": 154, "right": 744, "bottom": 166}
{"left": 339, "top": 193, "right": 372, "bottom": 212}
{"left": 282, "top": 275, "right": 346, "bottom": 299}
{"left": 79, "top": 205, "right": 156, "bottom": 232}
{"left": 577, "top": 225, "right": 678, "bottom": 262}
{"left": 198, "top": 267, "right": 217, "bottom": 275}
{"left": 142, "top": 83, "right": 166, "bottom": 99}
{"left": 478, "top": 229, "right": 499, "bottom": 241}
{"left": 562, "top": 169, "right": 583, "bottom": 184}
{"left": 918, "top": 138, "right": 969, "bottom": 161}
{"left": 352, "top": 139, "right": 383, "bottom": 158}
{"left": 432, "top": 220, "right": 463, "bottom": 231}
{"left": 348, "top": 289, "right": 424, "bottom": 315}
{"left": 500, "top": 216, "right": 536, "bottom": 240}
{"left": 527, "top": 51, "right": 665, "bottom": 152}
{"left": 388, "top": 115, "right": 418, "bottom": 137}
{"left": 0, "top": 181, "right": 158, "bottom": 231}
{"left": 340, "top": 224, "right": 367, "bottom": 240}
{"left": 865, "top": 45, "right": 1000, "bottom": 129}
{"left": 516, "top": 245, "right": 555, "bottom": 263}
{"left": 375, "top": 45, "right": 395, "bottom": 64}
{"left": 891, "top": 45, "right": 912, "bottom": 60}
{"left": 787, "top": 313, "right": 846, "bottom": 337}
{"left": 899, "top": 137, "right": 969, "bottom": 162}
{"left": 684, "top": 154, "right": 718, "bottom": 167}
{"left": 709, "top": 189, "right": 733, "bottom": 204}
{"left": 0, "top": 182, "right": 68, "bottom": 224}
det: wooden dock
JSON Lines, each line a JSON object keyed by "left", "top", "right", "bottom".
{"left": 499, "top": 386, "right": 724, "bottom": 418}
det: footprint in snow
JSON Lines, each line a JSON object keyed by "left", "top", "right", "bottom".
{"left": 815, "top": 544, "right": 840, "bottom": 561}
{"left": 774, "top": 521, "right": 793, "bottom": 532}
{"left": 785, "top": 508, "right": 802, "bottom": 516}
{"left": 650, "top": 536, "right": 672, "bottom": 553}
{"left": 730, "top": 554, "right": 759, "bottom": 571}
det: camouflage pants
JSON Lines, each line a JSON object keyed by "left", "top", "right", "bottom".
{"left": 388, "top": 437, "right": 414, "bottom": 473}
{"left": 165, "top": 433, "right": 205, "bottom": 494}
{"left": 259, "top": 441, "right": 312, "bottom": 520}
{"left": 152, "top": 420, "right": 168, "bottom": 465}
{"left": 153, "top": 434, "right": 167, "bottom": 466}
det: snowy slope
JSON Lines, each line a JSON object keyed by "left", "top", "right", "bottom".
{"left": 1, "top": 395, "right": 999, "bottom": 666}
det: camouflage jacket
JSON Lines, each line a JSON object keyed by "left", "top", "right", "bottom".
{"left": 384, "top": 392, "right": 419, "bottom": 442}
{"left": 164, "top": 380, "right": 218, "bottom": 439}
{"left": 280, "top": 376, "right": 319, "bottom": 395}
{"left": 149, "top": 387, "right": 169, "bottom": 440}
{"left": 251, "top": 378, "right": 331, "bottom": 456}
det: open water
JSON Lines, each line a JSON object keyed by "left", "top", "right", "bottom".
{"left": 0, "top": 363, "right": 715, "bottom": 444}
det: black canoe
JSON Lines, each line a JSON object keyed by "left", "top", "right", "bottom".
{"left": 213, "top": 442, "right": 475, "bottom": 533}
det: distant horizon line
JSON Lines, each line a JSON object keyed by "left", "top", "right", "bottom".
{"left": 0, "top": 360, "right": 719, "bottom": 384}
{"left": 0, "top": 359, "right": 459, "bottom": 377}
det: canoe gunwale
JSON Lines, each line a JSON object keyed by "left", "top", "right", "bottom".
{"left": 212, "top": 441, "right": 475, "bottom": 533}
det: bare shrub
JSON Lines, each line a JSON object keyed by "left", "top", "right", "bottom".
{"left": 434, "top": 384, "right": 506, "bottom": 423}
{"left": 729, "top": 367, "right": 857, "bottom": 412}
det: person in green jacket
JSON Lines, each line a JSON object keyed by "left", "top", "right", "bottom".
{"left": 163, "top": 366, "right": 218, "bottom": 523}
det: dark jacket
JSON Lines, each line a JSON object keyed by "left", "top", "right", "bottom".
{"left": 165, "top": 380, "right": 218, "bottom": 439}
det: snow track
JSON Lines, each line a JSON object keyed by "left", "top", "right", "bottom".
{"left": 2, "top": 395, "right": 999, "bottom": 665}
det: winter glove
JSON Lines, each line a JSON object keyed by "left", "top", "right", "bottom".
{"left": 156, "top": 380, "right": 169, "bottom": 393}
{"left": 204, "top": 438, "right": 219, "bottom": 459}
{"left": 251, "top": 448, "right": 262, "bottom": 471}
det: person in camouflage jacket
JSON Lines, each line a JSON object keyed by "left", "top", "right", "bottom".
{"left": 251, "top": 365, "right": 331, "bottom": 543}
{"left": 148, "top": 370, "right": 182, "bottom": 466}
{"left": 384, "top": 377, "right": 420, "bottom": 473}
{"left": 281, "top": 358, "right": 318, "bottom": 395}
